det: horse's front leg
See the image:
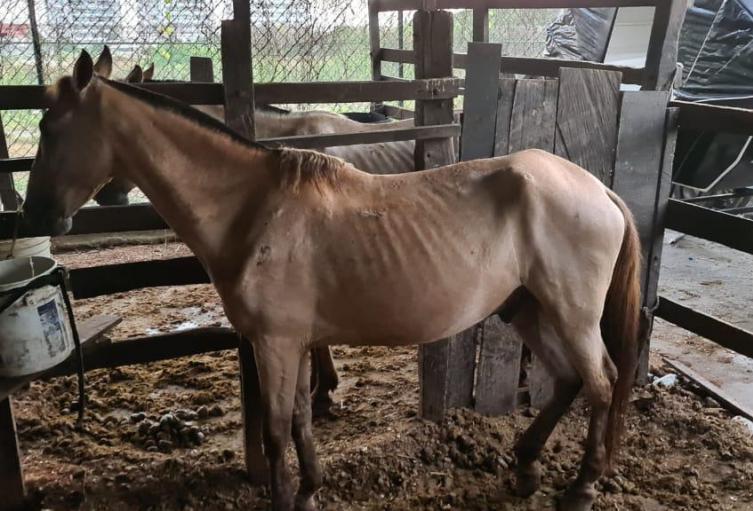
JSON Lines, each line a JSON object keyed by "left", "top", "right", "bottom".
{"left": 293, "top": 351, "right": 322, "bottom": 510}
{"left": 253, "top": 337, "right": 302, "bottom": 511}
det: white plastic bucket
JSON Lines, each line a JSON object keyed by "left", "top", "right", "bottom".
{"left": 0, "top": 236, "right": 52, "bottom": 259}
{"left": 0, "top": 256, "right": 74, "bottom": 377}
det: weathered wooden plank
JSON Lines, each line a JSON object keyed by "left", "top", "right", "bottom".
{"left": 656, "top": 297, "right": 753, "bottom": 359}
{"left": 0, "top": 114, "right": 19, "bottom": 211}
{"left": 637, "top": 108, "right": 677, "bottom": 382}
{"left": 0, "top": 158, "right": 34, "bottom": 174}
{"left": 529, "top": 355, "right": 554, "bottom": 410}
{"left": 612, "top": 91, "right": 670, "bottom": 288}
{"left": 475, "top": 316, "right": 524, "bottom": 415}
{"left": 493, "top": 79, "right": 516, "bottom": 157}
{"left": 257, "top": 79, "right": 462, "bottom": 103}
{"left": 0, "top": 204, "right": 168, "bottom": 239}
{"left": 69, "top": 256, "right": 209, "bottom": 299}
{"left": 446, "top": 329, "right": 477, "bottom": 409}
{"left": 414, "top": 9, "right": 468, "bottom": 420}
{"left": 262, "top": 123, "right": 460, "bottom": 149}
{"left": 0, "top": 398, "right": 25, "bottom": 511}
{"left": 413, "top": 10, "right": 457, "bottom": 170}
{"left": 379, "top": 49, "right": 646, "bottom": 86}
{"left": 239, "top": 340, "right": 267, "bottom": 483}
{"left": 373, "top": 0, "right": 657, "bottom": 11}
{"left": 46, "top": 328, "right": 239, "bottom": 376}
{"left": 0, "top": 204, "right": 167, "bottom": 239}
{"left": 665, "top": 199, "right": 753, "bottom": 256}
{"left": 644, "top": 0, "right": 687, "bottom": 91}
{"left": 221, "top": 19, "right": 254, "bottom": 139}
{"left": 460, "top": 42, "right": 502, "bottom": 161}
{"left": 665, "top": 359, "right": 753, "bottom": 422}
{"left": 0, "top": 80, "right": 464, "bottom": 111}
{"left": 190, "top": 57, "right": 214, "bottom": 83}
{"left": 555, "top": 67, "right": 622, "bottom": 185}
{"left": 613, "top": 95, "right": 673, "bottom": 384}
{"left": 369, "top": 0, "right": 382, "bottom": 109}
{"left": 508, "top": 79, "right": 558, "bottom": 153}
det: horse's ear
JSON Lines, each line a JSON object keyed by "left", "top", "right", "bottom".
{"left": 142, "top": 63, "right": 155, "bottom": 81}
{"left": 93, "top": 45, "right": 112, "bottom": 78}
{"left": 125, "top": 65, "right": 143, "bottom": 84}
{"left": 72, "top": 50, "right": 94, "bottom": 92}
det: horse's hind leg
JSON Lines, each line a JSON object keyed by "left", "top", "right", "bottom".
{"left": 509, "top": 300, "right": 582, "bottom": 498}
{"left": 310, "top": 346, "right": 338, "bottom": 417}
{"left": 293, "top": 352, "right": 322, "bottom": 511}
{"left": 554, "top": 326, "right": 617, "bottom": 511}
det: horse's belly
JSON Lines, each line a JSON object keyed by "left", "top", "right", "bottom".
{"left": 316, "top": 260, "right": 518, "bottom": 346}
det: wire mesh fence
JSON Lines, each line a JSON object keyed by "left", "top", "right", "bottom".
{"left": 1, "top": 1, "right": 560, "bottom": 180}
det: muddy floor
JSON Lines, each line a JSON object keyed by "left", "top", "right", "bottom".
{"left": 10, "top": 239, "right": 753, "bottom": 510}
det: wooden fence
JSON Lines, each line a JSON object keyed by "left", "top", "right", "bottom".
{"left": 370, "top": 0, "right": 687, "bottom": 121}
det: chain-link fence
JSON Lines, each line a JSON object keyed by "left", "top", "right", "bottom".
{"left": 1, "top": 1, "right": 560, "bottom": 168}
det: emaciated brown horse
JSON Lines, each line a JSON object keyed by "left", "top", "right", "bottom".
{"left": 25, "top": 51, "right": 642, "bottom": 511}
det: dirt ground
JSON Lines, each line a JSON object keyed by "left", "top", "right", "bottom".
{"left": 10, "top": 238, "right": 753, "bottom": 510}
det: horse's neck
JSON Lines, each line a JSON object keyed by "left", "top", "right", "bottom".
{"left": 107, "top": 89, "right": 276, "bottom": 266}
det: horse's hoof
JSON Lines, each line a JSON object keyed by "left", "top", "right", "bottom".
{"left": 556, "top": 489, "right": 595, "bottom": 511}
{"left": 294, "top": 495, "right": 318, "bottom": 511}
{"left": 311, "top": 395, "right": 334, "bottom": 419}
{"left": 514, "top": 464, "right": 541, "bottom": 497}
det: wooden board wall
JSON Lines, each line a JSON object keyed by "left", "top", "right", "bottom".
{"left": 554, "top": 67, "right": 621, "bottom": 186}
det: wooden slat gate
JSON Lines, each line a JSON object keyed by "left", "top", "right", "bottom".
{"left": 422, "top": 42, "right": 677, "bottom": 418}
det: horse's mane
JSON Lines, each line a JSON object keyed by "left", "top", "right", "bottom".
{"left": 103, "top": 77, "right": 270, "bottom": 152}
{"left": 277, "top": 148, "right": 346, "bottom": 193}
{"left": 100, "top": 78, "right": 344, "bottom": 193}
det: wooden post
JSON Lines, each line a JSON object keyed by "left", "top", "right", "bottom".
{"left": 221, "top": 1, "right": 255, "bottom": 140}
{"left": 221, "top": 1, "right": 264, "bottom": 483}
{"left": 26, "top": 0, "right": 44, "bottom": 85}
{"left": 644, "top": 0, "right": 686, "bottom": 91}
{"left": 0, "top": 398, "right": 25, "bottom": 511}
{"left": 472, "top": 8, "right": 489, "bottom": 42}
{"left": 460, "top": 42, "right": 501, "bottom": 160}
{"left": 190, "top": 57, "right": 214, "bottom": 83}
{"left": 639, "top": 108, "right": 678, "bottom": 382}
{"left": 413, "top": 9, "right": 456, "bottom": 170}
{"left": 607, "top": 92, "right": 676, "bottom": 385}
{"left": 414, "top": 9, "right": 467, "bottom": 421}
{"left": 368, "top": 0, "right": 383, "bottom": 111}
{"left": 475, "top": 316, "right": 523, "bottom": 415}
{"left": 0, "top": 114, "right": 19, "bottom": 211}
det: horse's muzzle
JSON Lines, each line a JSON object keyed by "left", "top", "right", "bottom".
{"left": 22, "top": 204, "right": 73, "bottom": 237}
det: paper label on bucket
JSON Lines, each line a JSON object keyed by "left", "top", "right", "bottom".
{"left": 37, "top": 300, "right": 67, "bottom": 357}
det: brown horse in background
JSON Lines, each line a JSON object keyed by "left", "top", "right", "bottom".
{"left": 25, "top": 51, "right": 642, "bottom": 511}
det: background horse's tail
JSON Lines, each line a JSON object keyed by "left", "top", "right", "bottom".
{"left": 602, "top": 190, "right": 642, "bottom": 468}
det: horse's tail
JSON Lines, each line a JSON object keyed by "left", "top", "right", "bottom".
{"left": 602, "top": 189, "right": 642, "bottom": 469}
